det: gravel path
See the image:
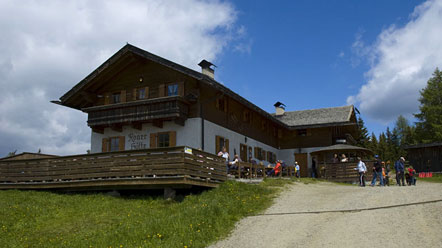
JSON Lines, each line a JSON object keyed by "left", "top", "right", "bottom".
{"left": 210, "top": 181, "right": 442, "bottom": 248}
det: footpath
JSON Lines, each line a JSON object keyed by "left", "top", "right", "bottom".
{"left": 210, "top": 181, "right": 442, "bottom": 248}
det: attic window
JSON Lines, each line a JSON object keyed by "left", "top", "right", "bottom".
{"left": 112, "top": 93, "right": 121, "bottom": 104}
{"left": 297, "top": 129, "right": 307, "bottom": 136}
{"left": 167, "top": 84, "right": 178, "bottom": 96}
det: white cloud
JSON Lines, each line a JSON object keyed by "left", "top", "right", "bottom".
{"left": 0, "top": 0, "right": 239, "bottom": 156}
{"left": 347, "top": 0, "right": 442, "bottom": 123}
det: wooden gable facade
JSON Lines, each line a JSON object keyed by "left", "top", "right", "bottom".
{"left": 55, "top": 44, "right": 358, "bottom": 160}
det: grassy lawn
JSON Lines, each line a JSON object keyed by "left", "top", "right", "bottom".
{"left": 419, "top": 173, "right": 442, "bottom": 183}
{"left": 0, "top": 179, "right": 295, "bottom": 248}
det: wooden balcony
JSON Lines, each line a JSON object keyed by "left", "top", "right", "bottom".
{"left": 83, "top": 96, "right": 189, "bottom": 128}
{"left": 0, "top": 146, "right": 227, "bottom": 190}
{"left": 321, "top": 161, "right": 374, "bottom": 182}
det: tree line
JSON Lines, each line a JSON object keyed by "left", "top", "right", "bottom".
{"left": 355, "top": 68, "right": 442, "bottom": 162}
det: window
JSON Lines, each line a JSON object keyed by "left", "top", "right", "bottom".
{"left": 138, "top": 88, "right": 146, "bottom": 99}
{"left": 149, "top": 131, "right": 176, "bottom": 148}
{"left": 109, "top": 137, "right": 119, "bottom": 152}
{"left": 243, "top": 109, "right": 251, "bottom": 123}
{"left": 216, "top": 97, "right": 227, "bottom": 112}
{"left": 112, "top": 93, "right": 121, "bottom": 104}
{"left": 167, "top": 84, "right": 178, "bottom": 96}
{"left": 297, "top": 129, "right": 307, "bottom": 136}
{"left": 158, "top": 133, "right": 170, "bottom": 147}
{"left": 102, "top": 136, "right": 125, "bottom": 152}
{"left": 254, "top": 147, "right": 264, "bottom": 160}
{"left": 215, "top": 135, "right": 229, "bottom": 154}
{"left": 261, "top": 120, "right": 267, "bottom": 131}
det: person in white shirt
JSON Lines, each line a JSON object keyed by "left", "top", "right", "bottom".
{"left": 217, "top": 147, "right": 230, "bottom": 173}
{"left": 354, "top": 157, "right": 367, "bottom": 187}
{"left": 295, "top": 161, "right": 300, "bottom": 178}
{"left": 229, "top": 154, "right": 241, "bottom": 173}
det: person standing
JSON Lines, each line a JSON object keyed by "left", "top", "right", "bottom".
{"left": 371, "top": 155, "right": 384, "bottom": 186}
{"left": 295, "top": 161, "right": 300, "bottom": 178}
{"left": 332, "top": 154, "right": 339, "bottom": 163}
{"left": 354, "top": 157, "right": 367, "bottom": 187}
{"left": 385, "top": 161, "right": 391, "bottom": 186}
{"left": 395, "top": 157, "right": 406, "bottom": 186}
{"left": 311, "top": 157, "right": 317, "bottom": 178}
{"left": 218, "top": 146, "right": 230, "bottom": 173}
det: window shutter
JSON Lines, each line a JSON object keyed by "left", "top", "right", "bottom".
{"left": 169, "top": 131, "right": 176, "bottom": 147}
{"left": 118, "top": 136, "right": 125, "bottom": 151}
{"left": 178, "top": 82, "right": 184, "bottom": 96}
{"left": 159, "top": 84, "right": 165, "bottom": 97}
{"left": 102, "top": 138, "right": 109, "bottom": 152}
{"left": 254, "top": 147, "right": 258, "bottom": 158}
{"left": 215, "top": 135, "right": 221, "bottom": 153}
{"left": 150, "top": 133, "right": 157, "bottom": 148}
{"left": 224, "top": 98, "right": 228, "bottom": 113}
{"left": 267, "top": 151, "right": 271, "bottom": 162}
{"left": 132, "top": 88, "right": 137, "bottom": 101}
{"left": 278, "top": 129, "right": 283, "bottom": 138}
{"left": 145, "top": 86, "right": 149, "bottom": 99}
{"left": 262, "top": 150, "right": 266, "bottom": 161}
{"left": 216, "top": 98, "right": 220, "bottom": 110}
{"left": 120, "top": 90, "right": 126, "bottom": 103}
{"left": 225, "top": 139, "right": 229, "bottom": 154}
{"left": 104, "top": 93, "right": 110, "bottom": 105}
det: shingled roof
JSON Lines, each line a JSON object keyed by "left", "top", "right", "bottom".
{"left": 273, "top": 105, "right": 355, "bottom": 129}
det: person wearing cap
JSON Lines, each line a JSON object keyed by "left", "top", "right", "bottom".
{"left": 371, "top": 155, "right": 384, "bottom": 186}
{"left": 394, "top": 157, "right": 406, "bottom": 186}
{"left": 295, "top": 161, "right": 300, "bottom": 178}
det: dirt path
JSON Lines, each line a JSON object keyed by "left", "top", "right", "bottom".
{"left": 210, "top": 181, "right": 442, "bottom": 248}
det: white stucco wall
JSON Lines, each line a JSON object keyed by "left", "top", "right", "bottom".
{"left": 90, "top": 117, "right": 295, "bottom": 165}
{"left": 91, "top": 118, "right": 202, "bottom": 153}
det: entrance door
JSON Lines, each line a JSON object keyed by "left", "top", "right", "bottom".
{"left": 295, "top": 153, "right": 308, "bottom": 177}
{"left": 240, "top": 144, "right": 248, "bottom": 162}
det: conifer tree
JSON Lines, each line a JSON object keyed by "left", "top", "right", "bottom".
{"left": 414, "top": 68, "right": 442, "bottom": 143}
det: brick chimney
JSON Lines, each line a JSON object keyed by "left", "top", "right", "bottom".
{"left": 198, "top": 60, "right": 216, "bottom": 79}
{"left": 274, "top": 102, "right": 286, "bottom": 116}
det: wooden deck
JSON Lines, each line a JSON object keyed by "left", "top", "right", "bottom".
{"left": 322, "top": 161, "right": 374, "bottom": 182}
{"left": 0, "top": 147, "right": 226, "bottom": 191}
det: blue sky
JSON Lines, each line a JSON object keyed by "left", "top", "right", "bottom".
{"left": 215, "top": 0, "right": 428, "bottom": 135}
{"left": 0, "top": 0, "right": 441, "bottom": 155}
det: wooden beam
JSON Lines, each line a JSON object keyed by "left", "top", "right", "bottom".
{"left": 131, "top": 122, "right": 142, "bottom": 131}
{"left": 174, "top": 118, "right": 185, "bottom": 126}
{"left": 153, "top": 120, "right": 163, "bottom": 128}
{"left": 92, "top": 127, "right": 104, "bottom": 134}
{"left": 110, "top": 124, "right": 123, "bottom": 132}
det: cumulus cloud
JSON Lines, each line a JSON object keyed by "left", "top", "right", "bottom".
{"left": 347, "top": 0, "right": 442, "bottom": 123}
{"left": 0, "top": 0, "right": 240, "bottom": 156}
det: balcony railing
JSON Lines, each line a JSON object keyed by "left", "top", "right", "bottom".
{"left": 84, "top": 96, "right": 189, "bottom": 127}
{"left": 0, "top": 146, "right": 227, "bottom": 190}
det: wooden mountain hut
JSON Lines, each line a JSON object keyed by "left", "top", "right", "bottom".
{"left": 310, "top": 144, "right": 374, "bottom": 182}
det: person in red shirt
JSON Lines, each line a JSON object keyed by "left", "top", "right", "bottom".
{"left": 407, "top": 166, "right": 417, "bottom": 186}
{"left": 267, "top": 160, "right": 282, "bottom": 176}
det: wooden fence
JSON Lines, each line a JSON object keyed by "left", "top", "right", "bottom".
{"left": 0, "top": 147, "right": 226, "bottom": 190}
{"left": 322, "top": 161, "right": 374, "bottom": 182}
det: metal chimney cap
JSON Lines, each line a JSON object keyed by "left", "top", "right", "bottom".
{"left": 274, "top": 101, "right": 286, "bottom": 108}
{"left": 198, "top": 60, "right": 216, "bottom": 69}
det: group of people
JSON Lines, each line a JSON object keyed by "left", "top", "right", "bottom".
{"left": 217, "top": 146, "right": 301, "bottom": 178}
{"left": 355, "top": 155, "right": 417, "bottom": 187}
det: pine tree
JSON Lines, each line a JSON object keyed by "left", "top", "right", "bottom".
{"left": 414, "top": 68, "right": 442, "bottom": 143}
{"left": 378, "top": 132, "right": 388, "bottom": 160}
{"left": 368, "top": 132, "right": 378, "bottom": 156}
{"left": 356, "top": 116, "right": 370, "bottom": 147}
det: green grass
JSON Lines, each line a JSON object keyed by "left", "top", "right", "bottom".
{"left": 0, "top": 179, "right": 292, "bottom": 248}
{"left": 419, "top": 173, "right": 442, "bottom": 183}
